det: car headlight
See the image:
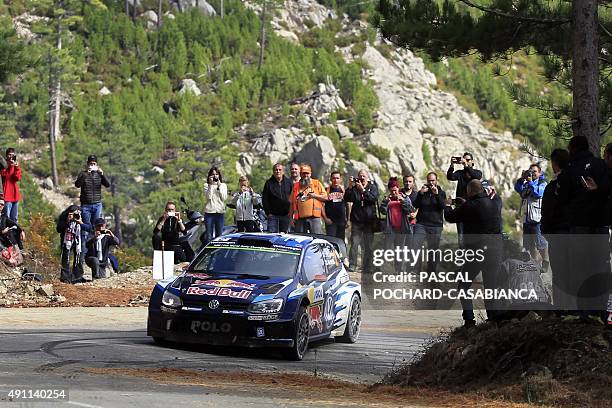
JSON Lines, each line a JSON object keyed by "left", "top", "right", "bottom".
{"left": 248, "top": 299, "right": 283, "bottom": 314}
{"left": 162, "top": 290, "right": 182, "bottom": 308}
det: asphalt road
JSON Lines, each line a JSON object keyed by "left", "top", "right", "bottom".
{"left": 0, "top": 308, "right": 461, "bottom": 407}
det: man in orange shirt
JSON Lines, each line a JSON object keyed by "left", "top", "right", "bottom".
{"left": 289, "top": 164, "right": 327, "bottom": 234}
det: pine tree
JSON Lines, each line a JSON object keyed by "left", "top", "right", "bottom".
{"left": 376, "top": 0, "right": 612, "bottom": 152}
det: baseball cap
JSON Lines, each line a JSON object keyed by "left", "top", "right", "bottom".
{"left": 481, "top": 180, "right": 492, "bottom": 189}
{"left": 87, "top": 154, "right": 98, "bottom": 163}
{"left": 94, "top": 218, "right": 106, "bottom": 227}
{"left": 300, "top": 164, "right": 312, "bottom": 174}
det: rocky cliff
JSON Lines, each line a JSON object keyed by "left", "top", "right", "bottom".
{"left": 241, "top": 0, "right": 535, "bottom": 197}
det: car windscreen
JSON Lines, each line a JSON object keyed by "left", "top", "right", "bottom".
{"left": 190, "top": 245, "right": 300, "bottom": 279}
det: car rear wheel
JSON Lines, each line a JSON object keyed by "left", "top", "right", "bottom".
{"left": 336, "top": 293, "right": 361, "bottom": 343}
{"left": 283, "top": 306, "right": 309, "bottom": 360}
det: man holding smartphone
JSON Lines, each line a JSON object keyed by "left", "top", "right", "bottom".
{"left": 153, "top": 201, "right": 187, "bottom": 263}
{"left": 1, "top": 148, "right": 22, "bottom": 222}
{"left": 447, "top": 152, "right": 482, "bottom": 246}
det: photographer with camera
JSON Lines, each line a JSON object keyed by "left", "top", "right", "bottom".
{"left": 1, "top": 148, "right": 22, "bottom": 222}
{"left": 85, "top": 218, "right": 119, "bottom": 279}
{"left": 203, "top": 166, "right": 228, "bottom": 244}
{"left": 231, "top": 176, "right": 262, "bottom": 232}
{"left": 323, "top": 171, "right": 348, "bottom": 240}
{"left": 413, "top": 172, "right": 447, "bottom": 273}
{"left": 153, "top": 201, "right": 187, "bottom": 263}
{"left": 444, "top": 179, "right": 502, "bottom": 327}
{"left": 344, "top": 169, "right": 379, "bottom": 272}
{"left": 57, "top": 205, "right": 92, "bottom": 283}
{"left": 514, "top": 163, "right": 548, "bottom": 264}
{"left": 381, "top": 177, "right": 414, "bottom": 251}
{"left": 400, "top": 174, "right": 419, "bottom": 234}
{"left": 447, "top": 152, "right": 482, "bottom": 245}
{"left": 75, "top": 154, "right": 110, "bottom": 256}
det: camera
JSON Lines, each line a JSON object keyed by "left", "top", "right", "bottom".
{"left": 522, "top": 169, "right": 536, "bottom": 180}
{"left": 451, "top": 156, "right": 462, "bottom": 164}
{"left": 167, "top": 211, "right": 176, "bottom": 218}
{"left": 451, "top": 198, "right": 457, "bottom": 205}
{"left": 8, "top": 154, "right": 16, "bottom": 163}
{"left": 73, "top": 211, "right": 81, "bottom": 220}
{"left": 213, "top": 176, "right": 219, "bottom": 182}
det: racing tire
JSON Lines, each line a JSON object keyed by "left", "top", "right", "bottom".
{"left": 336, "top": 293, "right": 361, "bottom": 343}
{"left": 283, "top": 306, "right": 310, "bottom": 361}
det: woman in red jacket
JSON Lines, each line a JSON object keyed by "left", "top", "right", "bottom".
{"left": 2, "top": 148, "right": 22, "bottom": 222}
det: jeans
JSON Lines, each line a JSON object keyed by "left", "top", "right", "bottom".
{"left": 523, "top": 222, "right": 547, "bottom": 252}
{"left": 205, "top": 213, "right": 224, "bottom": 243}
{"left": 4, "top": 201, "right": 18, "bottom": 222}
{"left": 412, "top": 223, "right": 443, "bottom": 273}
{"left": 267, "top": 214, "right": 290, "bottom": 233}
{"left": 326, "top": 222, "right": 346, "bottom": 241}
{"left": 349, "top": 223, "right": 373, "bottom": 272}
{"left": 85, "top": 257, "right": 109, "bottom": 279}
{"left": 294, "top": 217, "right": 322, "bottom": 234}
{"left": 80, "top": 202, "right": 103, "bottom": 256}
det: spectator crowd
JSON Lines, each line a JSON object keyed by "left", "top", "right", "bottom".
{"left": 1, "top": 135, "right": 610, "bottom": 327}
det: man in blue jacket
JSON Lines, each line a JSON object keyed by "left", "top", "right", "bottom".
{"left": 514, "top": 163, "right": 547, "bottom": 264}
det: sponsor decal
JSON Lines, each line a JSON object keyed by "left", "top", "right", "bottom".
{"left": 186, "top": 286, "right": 252, "bottom": 299}
{"left": 185, "top": 273, "right": 211, "bottom": 279}
{"left": 222, "top": 310, "right": 244, "bottom": 315}
{"left": 256, "top": 327, "right": 265, "bottom": 338}
{"left": 181, "top": 306, "right": 203, "bottom": 312}
{"left": 160, "top": 305, "right": 178, "bottom": 314}
{"left": 208, "top": 299, "right": 219, "bottom": 309}
{"left": 323, "top": 295, "right": 335, "bottom": 326}
{"left": 308, "top": 304, "right": 323, "bottom": 332}
{"left": 193, "top": 279, "right": 256, "bottom": 290}
{"left": 247, "top": 314, "right": 279, "bottom": 321}
{"left": 190, "top": 321, "right": 232, "bottom": 334}
{"left": 308, "top": 285, "right": 324, "bottom": 304}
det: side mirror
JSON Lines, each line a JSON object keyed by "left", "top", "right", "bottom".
{"left": 313, "top": 274, "right": 327, "bottom": 282}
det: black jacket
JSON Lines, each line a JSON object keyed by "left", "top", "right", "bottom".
{"left": 541, "top": 176, "right": 569, "bottom": 234}
{"left": 75, "top": 170, "right": 110, "bottom": 205}
{"left": 444, "top": 192, "right": 502, "bottom": 248}
{"left": 414, "top": 186, "right": 446, "bottom": 226}
{"left": 447, "top": 165, "right": 482, "bottom": 199}
{"left": 153, "top": 216, "right": 183, "bottom": 247}
{"left": 262, "top": 175, "right": 293, "bottom": 216}
{"left": 0, "top": 215, "right": 23, "bottom": 249}
{"left": 85, "top": 234, "right": 119, "bottom": 266}
{"left": 557, "top": 150, "right": 610, "bottom": 228}
{"left": 56, "top": 208, "right": 92, "bottom": 244}
{"left": 344, "top": 182, "right": 379, "bottom": 224}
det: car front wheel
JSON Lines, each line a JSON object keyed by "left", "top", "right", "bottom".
{"left": 283, "top": 306, "right": 309, "bottom": 360}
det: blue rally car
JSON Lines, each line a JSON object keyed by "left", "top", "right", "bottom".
{"left": 147, "top": 233, "right": 362, "bottom": 360}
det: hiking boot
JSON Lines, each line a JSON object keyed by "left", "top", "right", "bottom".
{"left": 463, "top": 319, "right": 476, "bottom": 329}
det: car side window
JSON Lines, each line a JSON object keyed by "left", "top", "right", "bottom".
{"left": 301, "top": 245, "right": 325, "bottom": 283}
{"left": 321, "top": 244, "right": 340, "bottom": 276}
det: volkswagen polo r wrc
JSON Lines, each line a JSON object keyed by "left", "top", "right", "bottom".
{"left": 147, "top": 233, "right": 362, "bottom": 360}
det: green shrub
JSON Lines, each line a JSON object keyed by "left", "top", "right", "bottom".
{"left": 342, "top": 139, "right": 366, "bottom": 162}
{"left": 421, "top": 142, "right": 433, "bottom": 168}
{"left": 366, "top": 144, "right": 391, "bottom": 161}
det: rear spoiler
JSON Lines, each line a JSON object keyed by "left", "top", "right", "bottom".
{"left": 290, "top": 233, "right": 348, "bottom": 260}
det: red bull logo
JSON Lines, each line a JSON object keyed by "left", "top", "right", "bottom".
{"left": 186, "top": 286, "right": 251, "bottom": 299}
{"left": 193, "top": 279, "right": 256, "bottom": 290}
{"left": 308, "top": 304, "right": 323, "bottom": 332}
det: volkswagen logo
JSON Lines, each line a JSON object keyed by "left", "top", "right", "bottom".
{"left": 208, "top": 299, "right": 220, "bottom": 310}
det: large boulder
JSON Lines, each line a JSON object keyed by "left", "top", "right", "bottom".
{"left": 170, "top": 0, "right": 217, "bottom": 16}
{"left": 294, "top": 136, "right": 336, "bottom": 180}
{"left": 178, "top": 79, "right": 202, "bottom": 96}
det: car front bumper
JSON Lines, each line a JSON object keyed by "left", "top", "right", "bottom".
{"left": 147, "top": 309, "right": 295, "bottom": 348}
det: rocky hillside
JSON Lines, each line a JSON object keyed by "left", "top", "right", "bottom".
{"left": 242, "top": 0, "right": 534, "bottom": 196}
